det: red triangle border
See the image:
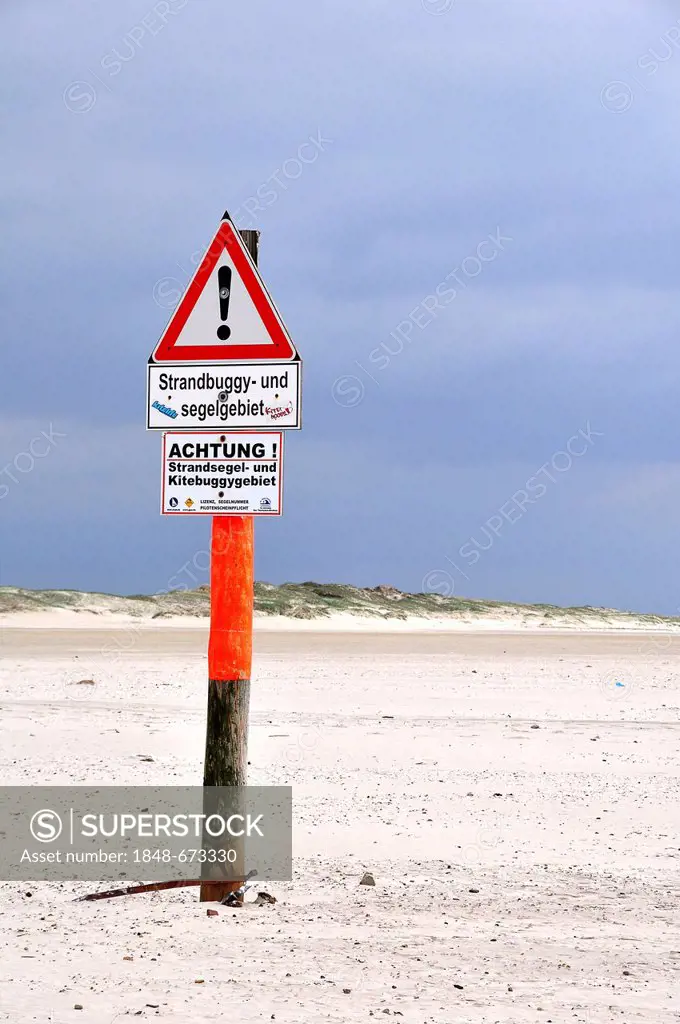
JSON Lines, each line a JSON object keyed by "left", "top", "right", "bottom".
{"left": 152, "top": 220, "right": 296, "bottom": 363}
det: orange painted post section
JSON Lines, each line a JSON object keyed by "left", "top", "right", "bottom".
{"left": 208, "top": 516, "right": 254, "bottom": 686}
{"left": 200, "top": 229, "right": 258, "bottom": 904}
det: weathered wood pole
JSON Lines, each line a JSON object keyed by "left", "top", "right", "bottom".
{"left": 200, "top": 229, "right": 258, "bottom": 903}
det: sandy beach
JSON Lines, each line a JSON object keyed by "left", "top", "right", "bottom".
{"left": 0, "top": 623, "right": 679, "bottom": 1023}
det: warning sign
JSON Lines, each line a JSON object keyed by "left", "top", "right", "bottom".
{"left": 150, "top": 211, "right": 298, "bottom": 364}
{"left": 147, "top": 362, "right": 301, "bottom": 431}
{"left": 161, "top": 432, "right": 283, "bottom": 516}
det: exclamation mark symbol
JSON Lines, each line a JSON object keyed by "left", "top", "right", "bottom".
{"left": 272, "top": 442, "right": 278, "bottom": 458}
{"left": 217, "top": 266, "right": 232, "bottom": 340}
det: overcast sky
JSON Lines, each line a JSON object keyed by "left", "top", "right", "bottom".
{"left": 2, "top": 0, "right": 680, "bottom": 613}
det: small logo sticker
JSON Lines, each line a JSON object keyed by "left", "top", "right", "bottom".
{"left": 184, "top": 498, "right": 195, "bottom": 509}
{"left": 152, "top": 400, "right": 178, "bottom": 419}
{"left": 264, "top": 401, "right": 294, "bottom": 421}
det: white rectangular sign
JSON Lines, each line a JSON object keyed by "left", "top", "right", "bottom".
{"left": 161, "top": 431, "right": 283, "bottom": 516}
{"left": 147, "top": 362, "right": 301, "bottom": 431}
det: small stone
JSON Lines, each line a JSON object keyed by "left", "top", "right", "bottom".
{"left": 195, "top": 979, "right": 205, "bottom": 984}
{"left": 74, "top": 1006, "right": 83, "bottom": 1011}
{"left": 253, "top": 891, "right": 277, "bottom": 905}
{"left": 360, "top": 872, "right": 375, "bottom": 886}
{"left": 623, "top": 969, "right": 631, "bottom": 976}
{"left": 530, "top": 724, "right": 540, "bottom": 730}
{"left": 343, "top": 988, "right": 351, "bottom": 994}
{"left": 469, "top": 888, "right": 479, "bottom": 893}
{"left": 453, "top": 983, "right": 463, "bottom": 989}
{"left": 123, "top": 956, "right": 134, "bottom": 961}
{"left": 508, "top": 985, "right": 513, "bottom": 991}
{"left": 207, "top": 909, "right": 219, "bottom": 917}
{"left": 466, "top": 792, "right": 474, "bottom": 797}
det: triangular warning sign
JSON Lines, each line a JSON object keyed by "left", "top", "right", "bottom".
{"left": 151, "top": 212, "right": 298, "bottom": 363}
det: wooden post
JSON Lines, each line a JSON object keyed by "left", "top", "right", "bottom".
{"left": 200, "top": 229, "right": 258, "bottom": 903}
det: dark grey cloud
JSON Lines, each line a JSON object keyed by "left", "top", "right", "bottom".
{"left": 2, "top": 0, "right": 679, "bottom": 610}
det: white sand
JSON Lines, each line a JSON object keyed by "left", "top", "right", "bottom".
{"left": 2, "top": 606, "right": 680, "bottom": 632}
{"left": 0, "top": 625, "right": 679, "bottom": 1023}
